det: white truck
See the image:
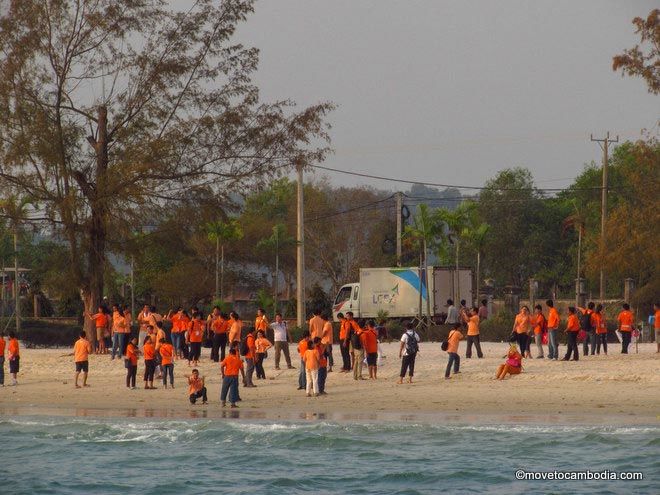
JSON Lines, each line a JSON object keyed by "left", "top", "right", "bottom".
{"left": 332, "top": 266, "right": 473, "bottom": 321}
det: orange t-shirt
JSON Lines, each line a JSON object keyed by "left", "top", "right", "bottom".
{"left": 304, "top": 348, "right": 320, "bottom": 370}
{"left": 159, "top": 343, "right": 174, "bottom": 365}
{"left": 655, "top": 310, "right": 660, "bottom": 330}
{"left": 188, "top": 376, "right": 204, "bottom": 395}
{"left": 532, "top": 313, "right": 546, "bottom": 335}
{"left": 446, "top": 330, "right": 463, "bottom": 353}
{"left": 211, "top": 317, "right": 228, "bottom": 334}
{"left": 154, "top": 328, "right": 166, "bottom": 350}
{"left": 228, "top": 319, "right": 242, "bottom": 344}
{"left": 593, "top": 313, "right": 607, "bottom": 335}
{"left": 255, "top": 336, "right": 272, "bottom": 354}
{"left": 467, "top": 315, "right": 480, "bottom": 336}
{"left": 298, "top": 338, "right": 309, "bottom": 357}
{"left": 172, "top": 314, "right": 189, "bottom": 334}
{"left": 566, "top": 314, "right": 580, "bottom": 332}
{"left": 339, "top": 319, "right": 350, "bottom": 340}
{"left": 514, "top": 313, "right": 530, "bottom": 334}
{"left": 547, "top": 307, "right": 559, "bottom": 329}
{"left": 188, "top": 320, "right": 204, "bottom": 343}
{"left": 143, "top": 342, "right": 156, "bottom": 361}
{"left": 93, "top": 313, "right": 108, "bottom": 328}
{"left": 73, "top": 338, "right": 92, "bottom": 362}
{"left": 125, "top": 343, "right": 138, "bottom": 366}
{"left": 255, "top": 315, "right": 269, "bottom": 332}
{"left": 8, "top": 338, "right": 19, "bottom": 358}
{"left": 362, "top": 329, "right": 378, "bottom": 354}
{"left": 321, "top": 321, "right": 334, "bottom": 344}
{"left": 308, "top": 316, "right": 324, "bottom": 340}
{"left": 112, "top": 312, "right": 128, "bottom": 334}
{"left": 221, "top": 354, "right": 243, "bottom": 376}
{"left": 617, "top": 310, "right": 634, "bottom": 331}
{"left": 0, "top": 337, "right": 5, "bottom": 356}
{"left": 317, "top": 343, "right": 328, "bottom": 368}
{"left": 245, "top": 333, "right": 256, "bottom": 360}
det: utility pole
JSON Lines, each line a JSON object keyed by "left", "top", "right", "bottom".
{"left": 130, "top": 255, "right": 135, "bottom": 321}
{"left": 395, "top": 192, "right": 403, "bottom": 266}
{"left": 590, "top": 132, "right": 619, "bottom": 301}
{"left": 296, "top": 160, "right": 306, "bottom": 328}
{"left": 14, "top": 231, "right": 19, "bottom": 333}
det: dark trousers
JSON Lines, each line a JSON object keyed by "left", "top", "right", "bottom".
{"left": 211, "top": 333, "right": 227, "bottom": 362}
{"left": 582, "top": 331, "right": 593, "bottom": 356}
{"left": 445, "top": 352, "right": 460, "bottom": 378}
{"left": 126, "top": 365, "right": 137, "bottom": 388}
{"left": 162, "top": 363, "right": 174, "bottom": 386}
{"left": 466, "top": 335, "right": 484, "bottom": 358}
{"left": 596, "top": 333, "right": 608, "bottom": 354}
{"left": 621, "top": 331, "right": 631, "bottom": 354}
{"left": 298, "top": 359, "right": 306, "bottom": 388}
{"left": 220, "top": 376, "right": 239, "bottom": 404}
{"left": 340, "top": 343, "right": 351, "bottom": 371}
{"left": 400, "top": 353, "right": 416, "bottom": 377}
{"left": 189, "top": 387, "right": 208, "bottom": 404}
{"left": 189, "top": 342, "right": 201, "bottom": 361}
{"left": 143, "top": 359, "right": 155, "bottom": 382}
{"left": 318, "top": 366, "right": 327, "bottom": 393}
{"left": 564, "top": 331, "right": 579, "bottom": 360}
{"left": 274, "top": 342, "right": 292, "bottom": 368}
{"left": 255, "top": 353, "right": 266, "bottom": 379}
{"left": 516, "top": 333, "right": 529, "bottom": 355}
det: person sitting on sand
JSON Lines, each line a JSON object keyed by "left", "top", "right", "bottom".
{"left": 186, "top": 369, "right": 207, "bottom": 405}
{"left": 496, "top": 344, "right": 523, "bottom": 380}
{"left": 73, "top": 331, "right": 92, "bottom": 388}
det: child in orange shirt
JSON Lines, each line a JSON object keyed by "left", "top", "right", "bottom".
{"left": 254, "top": 330, "right": 273, "bottom": 380}
{"left": 444, "top": 323, "right": 463, "bottom": 379}
{"left": 186, "top": 369, "right": 207, "bottom": 405}
{"left": 143, "top": 336, "right": 157, "bottom": 389}
{"left": 313, "top": 337, "right": 329, "bottom": 395}
{"left": 303, "top": 340, "right": 320, "bottom": 397}
{"left": 73, "top": 331, "right": 92, "bottom": 388}
{"left": 125, "top": 337, "right": 140, "bottom": 389}
{"left": 297, "top": 330, "right": 311, "bottom": 390}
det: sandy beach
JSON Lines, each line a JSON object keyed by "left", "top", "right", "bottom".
{"left": 1, "top": 342, "right": 659, "bottom": 424}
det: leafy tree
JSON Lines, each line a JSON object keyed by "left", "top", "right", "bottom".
{"left": 207, "top": 219, "right": 244, "bottom": 302}
{"left": 613, "top": 9, "right": 660, "bottom": 94}
{"left": 256, "top": 223, "right": 295, "bottom": 314}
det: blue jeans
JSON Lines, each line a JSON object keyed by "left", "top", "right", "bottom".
{"left": 445, "top": 352, "right": 460, "bottom": 378}
{"left": 171, "top": 333, "right": 182, "bottom": 354}
{"left": 318, "top": 366, "right": 327, "bottom": 394}
{"left": 548, "top": 329, "right": 559, "bottom": 359}
{"left": 298, "top": 359, "right": 306, "bottom": 389}
{"left": 221, "top": 376, "right": 239, "bottom": 404}
{"left": 162, "top": 364, "right": 174, "bottom": 386}
{"left": 111, "top": 333, "right": 125, "bottom": 359}
{"left": 0, "top": 356, "right": 4, "bottom": 385}
{"left": 244, "top": 358, "right": 255, "bottom": 386}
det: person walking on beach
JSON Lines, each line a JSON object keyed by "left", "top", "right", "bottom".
{"left": 546, "top": 300, "right": 560, "bottom": 360}
{"left": 303, "top": 339, "right": 320, "bottom": 397}
{"left": 337, "top": 312, "right": 351, "bottom": 372}
{"left": 220, "top": 347, "right": 244, "bottom": 408}
{"left": 513, "top": 306, "right": 531, "bottom": 359}
{"left": 463, "top": 307, "right": 484, "bottom": 359}
{"left": 297, "top": 330, "right": 311, "bottom": 390}
{"left": 73, "top": 331, "right": 92, "bottom": 388}
{"left": 617, "top": 303, "right": 635, "bottom": 354}
{"left": 7, "top": 331, "right": 19, "bottom": 386}
{"left": 593, "top": 304, "right": 608, "bottom": 355}
{"left": 270, "top": 313, "right": 294, "bottom": 370}
{"left": 125, "top": 337, "right": 139, "bottom": 389}
{"left": 159, "top": 338, "right": 175, "bottom": 389}
{"left": 254, "top": 330, "right": 272, "bottom": 380}
{"left": 398, "top": 322, "right": 420, "bottom": 384}
{"left": 186, "top": 369, "right": 207, "bottom": 405}
{"left": 143, "top": 336, "right": 157, "bottom": 389}
{"left": 531, "top": 305, "right": 546, "bottom": 359}
{"left": 363, "top": 320, "right": 379, "bottom": 380}
{"left": 562, "top": 307, "right": 580, "bottom": 361}
{"left": 444, "top": 323, "right": 463, "bottom": 379}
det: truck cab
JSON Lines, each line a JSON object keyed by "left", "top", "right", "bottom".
{"left": 332, "top": 283, "right": 360, "bottom": 321}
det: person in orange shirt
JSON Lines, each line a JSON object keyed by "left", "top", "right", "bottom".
{"left": 308, "top": 308, "right": 324, "bottom": 341}
{"left": 512, "top": 306, "right": 531, "bottom": 359}
{"left": 143, "top": 336, "right": 157, "bottom": 389}
{"left": 187, "top": 313, "right": 204, "bottom": 367}
{"left": 463, "top": 307, "right": 484, "bottom": 359}
{"left": 577, "top": 302, "right": 596, "bottom": 356}
{"left": 73, "top": 331, "right": 92, "bottom": 388}
{"left": 617, "top": 303, "right": 635, "bottom": 354}
{"left": 241, "top": 328, "right": 257, "bottom": 388}
{"left": 496, "top": 344, "right": 523, "bottom": 380}
{"left": 313, "top": 337, "right": 329, "bottom": 394}
{"left": 444, "top": 323, "right": 464, "bottom": 379}
{"left": 654, "top": 303, "right": 660, "bottom": 354}
{"left": 86, "top": 306, "right": 109, "bottom": 355}
{"left": 110, "top": 304, "right": 127, "bottom": 360}
{"left": 254, "top": 330, "right": 272, "bottom": 380}
{"left": 297, "top": 330, "right": 311, "bottom": 390}
{"left": 303, "top": 340, "right": 320, "bottom": 397}
{"left": 254, "top": 307, "right": 269, "bottom": 335}
{"left": 531, "top": 304, "right": 547, "bottom": 359}
{"left": 186, "top": 369, "right": 207, "bottom": 405}
{"left": 220, "top": 347, "right": 245, "bottom": 408}
{"left": 228, "top": 312, "right": 243, "bottom": 348}
{"left": 593, "top": 304, "right": 608, "bottom": 356}
{"left": 562, "top": 307, "right": 580, "bottom": 361}
{"left": 159, "top": 337, "right": 175, "bottom": 389}
{"left": 208, "top": 307, "right": 229, "bottom": 363}
{"left": 125, "top": 337, "right": 140, "bottom": 389}
{"left": 363, "top": 320, "right": 379, "bottom": 380}
{"left": 337, "top": 312, "right": 351, "bottom": 372}
{"left": 7, "top": 331, "right": 19, "bottom": 386}
{"left": 320, "top": 313, "right": 334, "bottom": 372}
{"left": 546, "top": 300, "right": 560, "bottom": 360}
{"left": 166, "top": 308, "right": 189, "bottom": 359}
{"left": 0, "top": 332, "right": 5, "bottom": 386}
{"left": 345, "top": 312, "right": 364, "bottom": 380}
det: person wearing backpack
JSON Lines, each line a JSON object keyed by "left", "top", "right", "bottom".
{"left": 444, "top": 323, "right": 464, "bottom": 379}
{"left": 398, "top": 322, "right": 420, "bottom": 384}
{"left": 578, "top": 302, "right": 595, "bottom": 356}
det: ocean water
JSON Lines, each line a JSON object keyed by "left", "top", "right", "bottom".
{"left": 0, "top": 417, "right": 658, "bottom": 494}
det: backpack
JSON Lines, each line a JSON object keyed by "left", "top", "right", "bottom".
{"left": 404, "top": 331, "right": 419, "bottom": 355}
{"left": 580, "top": 311, "right": 593, "bottom": 332}
{"left": 239, "top": 336, "right": 249, "bottom": 356}
{"left": 441, "top": 331, "right": 452, "bottom": 351}
{"left": 350, "top": 330, "right": 362, "bottom": 350}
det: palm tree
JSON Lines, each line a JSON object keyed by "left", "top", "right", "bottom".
{"left": 461, "top": 222, "right": 490, "bottom": 306}
{"left": 256, "top": 223, "right": 295, "bottom": 314}
{"left": 435, "top": 202, "right": 475, "bottom": 301}
{"left": 562, "top": 202, "right": 586, "bottom": 307}
{"left": 206, "top": 219, "right": 243, "bottom": 303}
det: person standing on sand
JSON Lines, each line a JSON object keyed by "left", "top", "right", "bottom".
{"left": 159, "top": 338, "right": 175, "bottom": 389}
{"left": 208, "top": 307, "right": 229, "bottom": 363}
{"left": 478, "top": 299, "right": 488, "bottom": 320}
{"left": 578, "top": 302, "right": 595, "bottom": 356}
{"left": 228, "top": 312, "right": 243, "bottom": 347}
{"left": 86, "top": 306, "right": 109, "bottom": 355}
{"left": 463, "top": 307, "right": 484, "bottom": 359}
{"left": 546, "top": 300, "right": 560, "bottom": 360}
{"left": 73, "top": 331, "right": 92, "bottom": 388}
{"left": 398, "top": 322, "right": 420, "bottom": 384}
{"left": 363, "top": 320, "right": 379, "bottom": 380}
{"left": 0, "top": 332, "right": 5, "bottom": 386}
{"left": 297, "top": 330, "right": 311, "bottom": 390}
{"left": 220, "top": 347, "right": 244, "bottom": 408}
{"left": 531, "top": 305, "right": 546, "bottom": 359}
{"left": 254, "top": 308, "right": 269, "bottom": 339}
{"left": 308, "top": 308, "right": 324, "bottom": 341}
{"left": 444, "top": 299, "right": 459, "bottom": 325}
{"left": 242, "top": 327, "right": 257, "bottom": 388}
{"left": 270, "top": 313, "right": 294, "bottom": 370}
{"left": 7, "top": 331, "right": 19, "bottom": 386}
{"left": 254, "top": 330, "right": 272, "bottom": 380}
{"left": 321, "top": 312, "right": 334, "bottom": 372}
{"left": 513, "top": 306, "right": 531, "bottom": 359}
{"left": 137, "top": 305, "right": 152, "bottom": 351}
{"left": 337, "top": 312, "right": 351, "bottom": 372}
{"left": 143, "top": 336, "right": 157, "bottom": 389}
{"left": 616, "top": 303, "right": 635, "bottom": 354}
{"left": 444, "top": 323, "right": 463, "bottom": 379}
{"left": 314, "top": 337, "right": 329, "bottom": 395}
{"left": 125, "top": 337, "right": 140, "bottom": 389}
{"left": 303, "top": 339, "right": 320, "bottom": 397}
{"left": 187, "top": 313, "right": 204, "bottom": 367}
{"left": 654, "top": 303, "right": 660, "bottom": 354}
{"left": 110, "top": 304, "right": 126, "bottom": 360}
{"left": 562, "top": 307, "right": 580, "bottom": 361}
{"left": 186, "top": 369, "right": 207, "bottom": 405}
{"left": 593, "top": 304, "right": 608, "bottom": 355}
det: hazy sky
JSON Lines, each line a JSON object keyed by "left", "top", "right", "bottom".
{"left": 237, "top": 0, "right": 659, "bottom": 192}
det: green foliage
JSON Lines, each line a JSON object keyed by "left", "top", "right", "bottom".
{"left": 306, "top": 283, "right": 331, "bottom": 316}
{"left": 17, "top": 319, "right": 80, "bottom": 348}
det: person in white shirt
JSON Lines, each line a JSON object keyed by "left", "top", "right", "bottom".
{"left": 445, "top": 299, "right": 459, "bottom": 325}
{"left": 398, "top": 322, "right": 421, "bottom": 384}
{"left": 270, "top": 313, "right": 294, "bottom": 370}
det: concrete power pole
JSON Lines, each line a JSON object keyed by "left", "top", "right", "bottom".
{"left": 296, "top": 160, "right": 306, "bottom": 328}
{"left": 590, "top": 132, "right": 619, "bottom": 302}
{"left": 14, "top": 231, "right": 19, "bottom": 333}
{"left": 395, "top": 192, "right": 403, "bottom": 267}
